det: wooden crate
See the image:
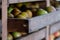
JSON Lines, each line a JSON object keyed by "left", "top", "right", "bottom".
{"left": 2, "top": 0, "right": 60, "bottom": 40}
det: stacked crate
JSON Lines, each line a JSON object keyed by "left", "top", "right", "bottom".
{"left": 2, "top": 0, "right": 60, "bottom": 40}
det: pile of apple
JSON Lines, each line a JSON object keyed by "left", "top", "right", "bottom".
{"left": 8, "top": 2, "right": 56, "bottom": 19}
{"left": 49, "top": 31, "right": 60, "bottom": 40}
{"left": 7, "top": 32, "right": 27, "bottom": 40}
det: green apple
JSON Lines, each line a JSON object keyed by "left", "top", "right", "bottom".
{"left": 8, "top": 13, "right": 14, "bottom": 18}
{"left": 12, "top": 32, "right": 22, "bottom": 38}
{"left": 17, "top": 12, "right": 28, "bottom": 19}
{"left": 17, "top": 15, "right": 27, "bottom": 19}
{"left": 37, "top": 9, "right": 48, "bottom": 16}
{"left": 26, "top": 10, "right": 32, "bottom": 18}
{"left": 8, "top": 7, "right": 14, "bottom": 13}
{"left": 7, "top": 34, "right": 13, "bottom": 40}
{"left": 46, "top": 6, "right": 56, "bottom": 13}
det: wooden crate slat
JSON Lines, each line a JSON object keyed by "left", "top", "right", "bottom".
{"left": 50, "top": 22, "right": 60, "bottom": 34}
{"left": 2, "top": 0, "right": 7, "bottom": 40}
{"left": 9, "top": 0, "right": 45, "bottom": 4}
{"left": 20, "top": 29, "right": 46, "bottom": 40}
{"left": 29, "top": 10, "right": 60, "bottom": 33}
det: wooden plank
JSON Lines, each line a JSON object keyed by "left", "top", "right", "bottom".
{"left": 20, "top": 29, "right": 46, "bottom": 40}
{"left": 50, "top": 21, "right": 60, "bottom": 34}
{"left": 46, "top": 26, "right": 50, "bottom": 40}
{"left": 9, "top": 0, "right": 45, "bottom": 4}
{"left": 2, "top": 0, "right": 7, "bottom": 40}
{"left": 46, "top": 0, "right": 51, "bottom": 40}
{"left": 29, "top": 10, "right": 60, "bottom": 33}
{"left": 46, "top": 0, "right": 50, "bottom": 7}
{"left": 8, "top": 19, "right": 28, "bottom": 33}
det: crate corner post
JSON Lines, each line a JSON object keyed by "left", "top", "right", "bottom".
{"left": 2, "top": 0, "right": 8, "bottom": 40}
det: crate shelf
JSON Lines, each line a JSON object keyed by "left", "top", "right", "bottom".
{"left": 2, "top": 0, "right": 60, "bottom": 40}
{"left": 28, "top": 10, "right": 60, "bottom": 32}
{"left": 9, "top": 0, "right": 45, "bottom": 4}
{"left": 18, "top": 28, "right": 46, "bottom": 40}
{"left": 15, "top": 22, "right": 60, "bottom": 40}
{"left": 8, "top": 10, "right": 60, "bottom": 33}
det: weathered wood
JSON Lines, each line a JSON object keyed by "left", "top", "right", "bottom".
{"left": 8, "top": 19, "right": 28, "bottom": 33}
{"left": 46, "top": 0, "right": 50, "bottom": 7}
{"left": 20, "top": 29, "right": 46, "bottom": 40}
{"left": 2, "top": 0, "right": 7, "bottom": 40}
{"left": 50, "top": 21, "right": 60, "bottom": 34}
{"left": 46, "top": 26, "right": 50, "bottom": 40}
{"left": 9, "top": 0, "right": 45, "bottom": 4}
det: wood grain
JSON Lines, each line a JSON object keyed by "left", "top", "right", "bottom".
{"left": 2, "top": 0, "right": 7, "bottom": 40}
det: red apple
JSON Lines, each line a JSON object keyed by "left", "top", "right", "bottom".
{"left": 53, "top": 31, "right": 60, "bottom": 37}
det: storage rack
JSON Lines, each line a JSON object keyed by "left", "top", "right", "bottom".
{"left": 2, "top": 0, "right": 60, "bottom": 40}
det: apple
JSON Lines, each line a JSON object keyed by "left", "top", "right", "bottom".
{"left": 17, "top": 12, "right": 28, "bottom": 19}
{"left": 8, "top": 7, "right": 14, "bottom": 13}
{"left": 26, "top": 10, "right": 32, "bottom": 18}
{"left": 46, "top": 6, "right": 56, "bottom": 13}
{"left": 8, "top": 13, "right": 14, "bottom": 18}
{"left": 12, "top": 32, "right": 22, "bottom": 38}
{"left": 7, "top": 34, "right": 13, "bottom": 40}
{"left": 37, "top": 9, "right": 48, "bottom": 16}
{"left": 17, "top": 15, "right": 27, "bottom": 19}
{"left": 13, "top": 8, "right": 21, "bottom": 16}
{"left": 53, "top": 31, "right": 60, "bottom": 37}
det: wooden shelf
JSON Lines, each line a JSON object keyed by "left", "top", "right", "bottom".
{"left": 3, "top": 0, "right": 60, "bottom": 40}
{"left": 18, "top": 29, "right": 46, "bottom": 40}
{"left": 9, "top": 0, "right": 45, "bottom": 4}
{"left": 14, "top": 22, "right": 60, "bottom": 40}
{"left": 28, "top": 10, "right": 60, "bottom": 33}
{"left": 8, "top": 10, "right": 60, "bottom": 33}
{"left": 50, "top": 21, "right": 60, "bottom": 34}
{"left": 8, "top": 19, "right": 28, "bottom": 33}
